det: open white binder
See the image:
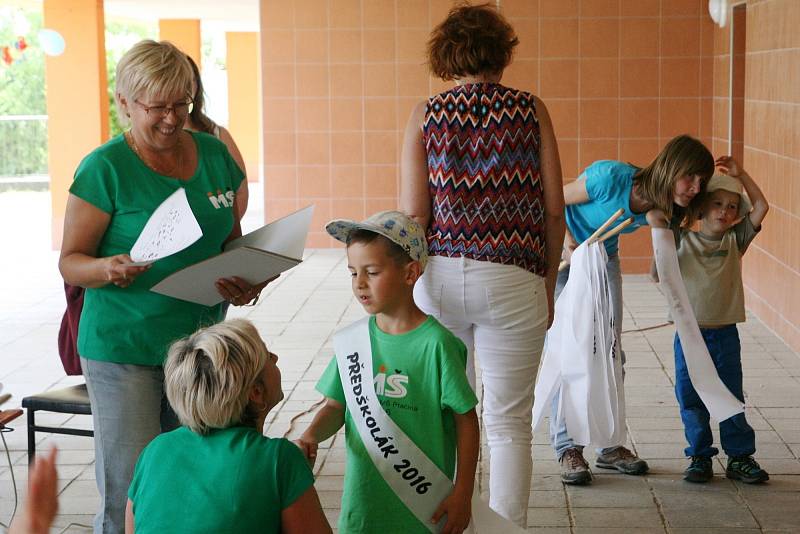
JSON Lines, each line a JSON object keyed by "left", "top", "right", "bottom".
{"left": 151, "top": 205, "right": 314, "bottom": 306}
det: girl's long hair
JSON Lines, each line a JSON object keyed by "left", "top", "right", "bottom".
{"left": 186, "top": 55, "right": 218, "bottom": 135}
{"left": 632, "top": 134, "right": 714, "bottom": 226}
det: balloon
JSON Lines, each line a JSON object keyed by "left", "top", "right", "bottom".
{"left": 38, "top": 29, "right": 65, "bottom": 56}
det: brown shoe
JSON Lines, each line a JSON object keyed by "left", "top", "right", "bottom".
{"left": 560, "top": 447, "right": 592, "bottom": 485}
{"left": 595, "top": 446, "right": 649, "bottom": 475}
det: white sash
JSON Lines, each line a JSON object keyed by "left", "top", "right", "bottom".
{"left": 651, "top": 228, "right": 744, "bottom": 421}
{"left": 333, "top": 318, "right": 526, "bottom": 534}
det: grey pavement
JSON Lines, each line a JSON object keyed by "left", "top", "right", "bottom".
{"left": 1, "top": 190, "right": 799, "bottom": 533}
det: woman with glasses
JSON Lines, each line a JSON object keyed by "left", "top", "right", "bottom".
{"left": 58, "top": 40, "right": 266, "bottom": 534}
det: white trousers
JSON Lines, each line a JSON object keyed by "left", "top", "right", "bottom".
{"left": 414, "top": 256, "right": 548, "bottom": 528}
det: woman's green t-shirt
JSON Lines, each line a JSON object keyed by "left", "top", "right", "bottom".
{"left": 128, "top": 426, "right": 315, "bottom": 533}
{"left": 69, "top": 131, "right": 243, "bottom": 366}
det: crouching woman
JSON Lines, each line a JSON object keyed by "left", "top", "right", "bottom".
{"left": 125, "top": 319, "right": 331, "bottom": 534}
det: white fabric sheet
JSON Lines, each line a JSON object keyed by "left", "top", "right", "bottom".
{"left": 532, "top": 241, "right": 626, "bottom": 448}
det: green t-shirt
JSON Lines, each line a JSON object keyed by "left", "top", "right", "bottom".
{"left": 128, "top": 426, "right": 314, "bottom": 534}
{"left": 316, "top": 315, "right": 478, "bottom": 533}
{"left": 69, "top": 131, "right": 243, "bottom": 365}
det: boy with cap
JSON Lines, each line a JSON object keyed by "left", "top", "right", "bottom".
{"left": 672, "top": 156, "right": 770, "bottom": 484}
{"left": 296, "top": 211, "right": 479, "bottom": 533}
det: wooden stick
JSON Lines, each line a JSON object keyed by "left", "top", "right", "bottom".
{"left": 597, "top": 217, "right": 634, "bottom": 243}
{"left": 558, "top": 208, "right": 626, "bottom": 271}
{"left": 586, "top": 208, "right": 625, "bottom": 245}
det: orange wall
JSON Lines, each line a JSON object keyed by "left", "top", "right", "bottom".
{"left": 227, "top": 32, "right": 262, "bottom": 183}
{"left": 158, "top": 19, "right": 201, "bottom": 67}
{"left": 715, "top": 0, "right": 800, "bottom": 352}
{"left": 44, "top": 0, "right": 108, "bottom": 248}
{"left": 258, "top": 0, "right": 716, "bottom": 257}
{"left": 501, "top": 0, "right": 716, "bottom": 272}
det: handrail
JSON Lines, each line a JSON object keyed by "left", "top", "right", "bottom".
{"left": 0, "top": 115, "right": 48, "bottom": 121}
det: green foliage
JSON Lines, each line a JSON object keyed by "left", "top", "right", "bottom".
{"left": 0, "top": 7, "right": 45, "bottom": 115}
{"left": 105, "top": 20, "right": 155, "bottom": 137}
{"left": 0, "top": 6, "right": 46, "bottom": 175}
{"left": 0, "top": 7, "right": 155, "bottom": 176}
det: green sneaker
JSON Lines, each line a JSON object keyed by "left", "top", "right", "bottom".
{"left": 684, "top": 456, "right": 713, "bottom": 483}
{"left": 725, "top": 456, "right": 769, "bottom": 484}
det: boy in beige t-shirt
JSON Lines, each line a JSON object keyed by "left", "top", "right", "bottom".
{"left": 673, "top": 156, "right": 770, "bottom": 484}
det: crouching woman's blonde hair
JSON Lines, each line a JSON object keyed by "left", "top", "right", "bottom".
{"left": 165, "top": 319, "right": 269, "bottom": 435}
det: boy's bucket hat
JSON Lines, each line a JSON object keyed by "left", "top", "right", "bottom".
{"left": 326, "top": 210, "right": 428, "bottom": 270}
{"left": 705, "top": 174, "right": 752, "bottom": 220}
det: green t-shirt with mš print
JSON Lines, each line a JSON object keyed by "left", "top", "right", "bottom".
{"left": 317, "top": 315, "right": 478, "bottom": 533}
{"left": 69, "top": 131, "right": 243, "bottom": 366}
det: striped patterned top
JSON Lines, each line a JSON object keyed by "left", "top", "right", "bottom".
{"left": 422, "top": 83, "right": 546, "bottom": 276}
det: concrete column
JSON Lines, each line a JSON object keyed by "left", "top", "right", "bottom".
{"left": 43, "top": 0, "right": 108, "bottom": 249}
{"left": 158, "top": 19, "right": 201, "bottom": 67}
{"left": 226, "top": 32, "right": 261, "bottom": 183}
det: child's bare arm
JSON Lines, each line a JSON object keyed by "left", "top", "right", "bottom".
{"left": 716, "top": 156, "right": 769, "bottom": 229}
{"left": 431, "top": 408, "right": 479, "bottom": 534}
{"left": 295, "top": 398, "right": 345, "bottom": 467}
{"left": 646, "top": 208, "right": 670, "bottom": 229}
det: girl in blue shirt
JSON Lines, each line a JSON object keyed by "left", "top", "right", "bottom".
{"left": 553, "top": 134, "right": 715, "bottom": 485}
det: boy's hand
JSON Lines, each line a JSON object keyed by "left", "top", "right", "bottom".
{"left": 431, "top": 489, "right": 471, "bottom": 534}
{"left": 293, "top": 438, "right": 318, "bottom": 469}
{"left": 716, "top": 155, "right": 742, "bottom": 178}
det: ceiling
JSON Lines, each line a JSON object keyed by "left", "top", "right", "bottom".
{"left": 103, "top": 0, "right": 260, "bottom": 31}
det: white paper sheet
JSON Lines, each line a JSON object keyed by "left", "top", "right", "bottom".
{"left": 129, "top": 188, "right": 203, "bottom": 265}
{"left": 151, "top": 205, "right": 314, "bottom": 306}
{"left": 651, "top": 228, "right": 743, "bottom": 422}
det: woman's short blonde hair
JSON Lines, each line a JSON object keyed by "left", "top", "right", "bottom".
{"left": 165, "top": 319, "right": 268, "bottom": 435}
{"left": 114, "top": 40, "right": 194, "bottom": 126}
{"left": 427, "top": 3, "right": 518, "bottom": 81}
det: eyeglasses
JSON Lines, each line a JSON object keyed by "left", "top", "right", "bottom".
{"left": 134, "top": 98, "right": 194, "bottom": 119}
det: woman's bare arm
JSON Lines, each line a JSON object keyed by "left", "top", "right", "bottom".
{"left": 219, "top": 126, "right": 249, "bottom": 218}
{"left": 59, "top": 195, "right": 150, "bottom": 288}
{"left": 400, "top": 101, "right": 431, "bottom": 228}
{"left": 281, "top": 486, "right": 332, "bottom": 534}
{"left": 534, "top": 97, "right": 566, "bottom": 327}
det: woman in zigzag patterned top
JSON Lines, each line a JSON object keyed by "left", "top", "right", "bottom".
{"left": 400, "top": 4, "right": 566, "bottom": 528}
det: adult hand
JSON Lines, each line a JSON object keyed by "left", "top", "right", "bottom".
{"left": 716, "top": 155, "right": 742, "bottom": 178}
{"left": 215, "top": 275, "right": 277, "bottom": 306}
{"left": 103, "top": 255, "right": 150, "bottom": 288}
{"left": 9, "top": 447, "right": 58, "bottom": 534}
{"left": 431, "top": 489, "right": 471, "bottom": 534}
{"left": 293, "top": 438, "right": 318, "bottom": 469}
{"left": 547, "top": 292, "right": 555, "bottom": 329}
{"left": 561, "top": 234, "right": 578, "bottom": 264}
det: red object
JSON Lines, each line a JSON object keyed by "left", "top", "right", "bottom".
{"left": 58, "top": 283, "right": 85, "bottom": 376}
{"left": 1, "top": 47, "right": 12, "bottom": 65}
{"left": 0, "top": 409, "right": 24, "bottom": 427}
{"left": 17, "top": 36, "right": 27, "bottom": 51}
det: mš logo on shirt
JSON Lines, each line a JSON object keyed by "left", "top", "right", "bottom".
{"left": 374, "top": 364, "right": 408, "bottom": 399}
{"left": 207, "top": 189, "right": 235, "bottom": 209}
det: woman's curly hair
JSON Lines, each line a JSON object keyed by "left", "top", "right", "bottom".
{"left": 427, "top": 3, "right": 519, "bottom": 81}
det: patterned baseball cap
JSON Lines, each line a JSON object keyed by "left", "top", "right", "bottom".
{"left": 705, "top": 174, "right": 752, "bottom": 220}
{"left": 325, "top": 210, "right": 428, "bottom": 269}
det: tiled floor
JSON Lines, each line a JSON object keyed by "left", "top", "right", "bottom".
{"left": 1, "top": 191, "right": 799, "bottom": 532}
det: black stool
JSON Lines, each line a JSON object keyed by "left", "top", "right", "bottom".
{"left": 22, "top": 384, "right": 93, "bottom": 463}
